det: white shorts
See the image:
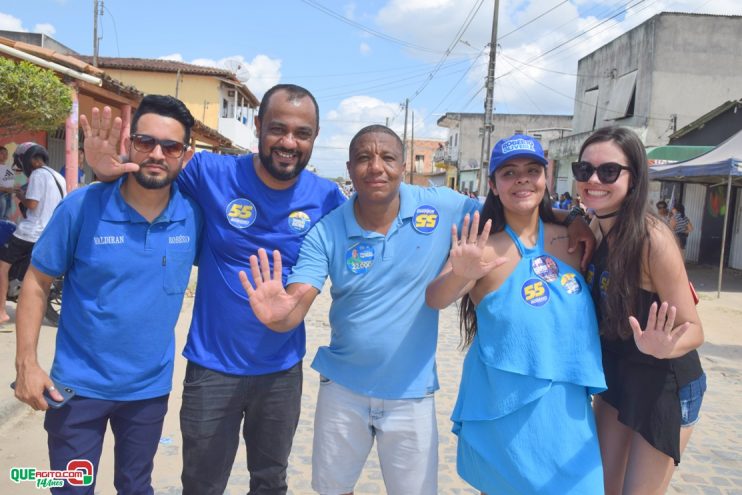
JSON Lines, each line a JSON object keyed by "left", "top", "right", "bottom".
{"left": 311, "top": 378, "right": 438, "bottom": 495}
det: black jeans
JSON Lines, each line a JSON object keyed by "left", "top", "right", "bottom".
{"left": 180, "top": 361, "right": 302, "bottom": 495}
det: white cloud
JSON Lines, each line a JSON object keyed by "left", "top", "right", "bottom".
{"left": 344, "top": 3, "right": 357, "bottom": 20}
{"left": 159, "top": 53, "right": 184, "bottom": 62}
{"left": 359, "top": 42, "right": 371, "bottom": 55}
{"left": 0, "top": 12, "right": 26, "bottom": 31}
{"left": 372, "top": 0, "right": 742, "bottom": 115}
{"left": 182, "top": 54, "right": 281, "bottom": 98}
{"left": 312, "top": 95, "right": 447, "bottom": 177}
{"left": 33, "top": 23, "right": 56, "bottom": 36}
{"left": 0, "top": 13, "right": 57, "bottom": 37}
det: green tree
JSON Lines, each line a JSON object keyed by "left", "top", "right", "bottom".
{"left": 0, "top": 58, "right": 72, "bottom": 137}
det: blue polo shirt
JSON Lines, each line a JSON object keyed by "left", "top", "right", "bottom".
{"left": 177, "top": 152, "right": 346, "bottom": 375}
{"left": 287, "top": 184, "right": 480, "bottom": 399}
{"left": 31, "top": 177, "right": 202, "bottom": 400}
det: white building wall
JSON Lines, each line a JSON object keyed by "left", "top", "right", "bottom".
{"left": 729, "top": 189, "right": 742, "bottom": 270}
{"left": 683, "top": 183, "right": 706, "bottom": 263}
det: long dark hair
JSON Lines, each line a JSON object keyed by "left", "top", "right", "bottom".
{"left": 458, "top": 173, "right": 556, "bottom": 348}
{"left": 579, "top": 126, "right": 651, "bottom": 340}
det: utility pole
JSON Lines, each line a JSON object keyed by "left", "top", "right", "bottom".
{"left": 401, "top": 98, "right": 409, "bottom": 163}
{"left": 92, "top": 0, "right": 103, "bottom": 67}
{"left": 478, "top": 0, "right": 500, "bottom": 195}
{"left": 409, "top": 111, "right": 415, "bottom": 184}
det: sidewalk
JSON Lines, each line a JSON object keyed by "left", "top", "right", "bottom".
{"left": 0, "top": 265, "right": 740, "bottom": 494}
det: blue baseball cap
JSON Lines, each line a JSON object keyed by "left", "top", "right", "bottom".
{"left": 489, "top": 134, "right": 548, "bottom": 175}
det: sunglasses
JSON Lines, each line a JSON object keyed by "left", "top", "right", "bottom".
{"left": 131, "top": 134, "right": 187, "bottom": 158}
{"left": 571, "top": 161, "right": 632, "bottom": 184}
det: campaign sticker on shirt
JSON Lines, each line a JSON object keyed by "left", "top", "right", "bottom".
{"left": 599, "top": 271, "right": 610, "bottom": 298}
{"left": 521, "top": 278, "right": 550, "bottom": 307}
{"left": 413, "top": 205, "right": 439, "bottom": 234}
{"left": 346, "top": 243, "right": 375, "bottom": 274}
{"left": 226, "top": 199, "right": 257, "bottom": 229}
{"left": 288, "top": 211, "right": 311, "bottom": 233}
{"left": 531, "top": 255, "right": 559, "bottom": 282}
{"left": 560, "top": 272, "right": 582, "bottom": 294}
{"left": 585, "top": 263, "right": 595, "bottom": 289}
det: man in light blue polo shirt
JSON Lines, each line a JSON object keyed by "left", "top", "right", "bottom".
{"left": 14, "top": 95, "right": 201, "bottom": 495}
{"left": 243, "top": 125, "right": 596, "bottom": 495}
{"left": 241, "top": 125, "right": 480, "bottom": 494}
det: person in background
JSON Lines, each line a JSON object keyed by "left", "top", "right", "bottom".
{"left": 0, "top": 143, "right": 64, "bottom": 325}
{"left": 560, "top": 191, "right": 573, "bottom": 210}
{"left": 669, "top": 203, "right": 693, "bottom": 257}
{"left": 60, "top": 147, "right": 86, "bottom": 186}
{"left": 0, "top": 146, "right": 16, "bottom": 219}
{"left": 574, "top": 126, "right": 705, "bottom": 494}
{"left": 655, "top": 200, "right": 671, "bottom": 225}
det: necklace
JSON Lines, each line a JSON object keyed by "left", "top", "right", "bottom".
{"left": 595, "top": 210, "right": 619, "bottom": 219}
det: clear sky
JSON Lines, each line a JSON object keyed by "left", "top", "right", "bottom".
{"left": 2, "top": 0, "right": 740, "bottom": 178}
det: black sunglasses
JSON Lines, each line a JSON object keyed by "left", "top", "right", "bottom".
{"left": 131, "top": 134, "right": 187, "bottom": 158}
{"left": 571, "top": 161, "right": 632, "bottom": 184}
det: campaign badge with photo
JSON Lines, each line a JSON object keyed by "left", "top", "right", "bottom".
{"left": 288, "top": 211, "right": 311, "bottom": 233}
{"left": 532, "top": 255, "right": 559, "bottom": 282}
{"left": 560, "top": 272, "right": 582, "bottom": 294}
{"left": 346, "top": 243, "right": 375, "bottom": 274}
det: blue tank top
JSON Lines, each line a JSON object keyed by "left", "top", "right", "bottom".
{"left": 454, "top": 220, "right": 606, "bottom": 421}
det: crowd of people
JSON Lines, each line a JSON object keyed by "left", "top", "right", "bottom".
{"left": 6, "top": 85, "right": 705, "bottom": 495}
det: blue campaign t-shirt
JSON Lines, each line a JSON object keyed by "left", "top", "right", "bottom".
{"left": 287, "top": 184, "right": 480, "bottom": 399}
{"left": 32, "top": 177, "right": 202, "bottom": 400}
{"left": 178, "top": 152, "right": 346, "bottom": 375}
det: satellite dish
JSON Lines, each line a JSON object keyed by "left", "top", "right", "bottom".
{"left": 222, "top": 59, "right": 251, "bottom": 83}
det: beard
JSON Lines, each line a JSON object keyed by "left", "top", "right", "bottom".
{"left": 258, "top": 141, "right": 310, "bottom": 181}
{"left": 133, "top": 159, "right": 180, "bottom": 189}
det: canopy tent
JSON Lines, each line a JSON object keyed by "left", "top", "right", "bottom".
{"left": 648, "top": 129, "right": 742, "bottom": 296}
{"left": 646, "top": 145, "right": 713, "bottom": 163}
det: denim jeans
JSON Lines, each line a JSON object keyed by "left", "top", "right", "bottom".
{"left": 45, "top": 395, "right": 169, "bottom": 495}
{"left": 180, "top": 361, "right": 302, "bottom": 495}
{"left": 679, "top": 372, "right": 706, "bottom": 426}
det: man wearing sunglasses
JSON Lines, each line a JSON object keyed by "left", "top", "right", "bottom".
{"left": 14, "top": 95, "right": 201, "bottom": 494}
{"left": 82, "top": 84, "right": 346, "bottom": 495}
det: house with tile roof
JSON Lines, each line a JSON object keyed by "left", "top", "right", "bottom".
{"left": 80, "top": 57, "right": 260, "bottom": 152}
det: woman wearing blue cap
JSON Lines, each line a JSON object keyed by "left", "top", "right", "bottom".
{"left": 427, "top": 134, "right": 605, "bottom": 494}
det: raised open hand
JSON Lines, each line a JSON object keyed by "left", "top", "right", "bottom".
{"left": 239, "top": 248, "right": 308, "bottom": 327}
{"left": 449, "top": 211, "right": 507, "bottom": 281}
{"left": 629, "top": 301, "right": 690, "bottom": 359}
{"left": 80, "top": 106, "right": 140, "bottom": 180}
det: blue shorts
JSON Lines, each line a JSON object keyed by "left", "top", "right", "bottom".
{"left": 679, "top": 373, "right": 706, "bottom": 427}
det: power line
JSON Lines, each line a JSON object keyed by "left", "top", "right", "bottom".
{"left": 406, "top": 0, "right": 486, "bottom": 103}
{"left": 498, "top": 0, "right": 571, "bottom": 41}
{"left": 299, "top": 0, "right": 444, "bottom": 54}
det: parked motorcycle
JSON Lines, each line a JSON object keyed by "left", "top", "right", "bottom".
{"left": 1, "top": 220, "right": 62, "bottom": 326}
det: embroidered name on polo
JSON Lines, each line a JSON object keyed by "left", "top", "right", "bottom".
{"left": 94, "top": 235, "right": 125, "bottom": 245}
{"left": 169, "top": 235, "right": 191, "bottom": 244}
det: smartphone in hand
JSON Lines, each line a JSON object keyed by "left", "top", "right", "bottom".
{"left": 10, "top": 380, "right": 76, "bottom": 409}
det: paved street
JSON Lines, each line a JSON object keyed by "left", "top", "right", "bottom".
{"left": 0, "top": 266, "right": 740, "bottom": 494}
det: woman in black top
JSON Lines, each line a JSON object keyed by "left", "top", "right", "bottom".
{"left": 573, "top": 127, "right": 705, "bottom": 494}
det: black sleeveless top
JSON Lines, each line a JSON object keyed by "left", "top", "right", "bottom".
{"left": 587, "top": 240, "right": 703, "bottom": 464}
